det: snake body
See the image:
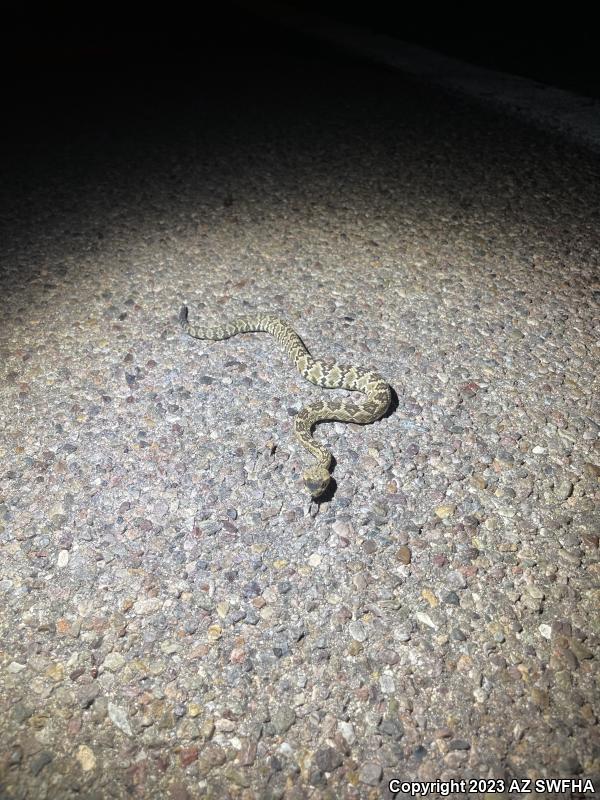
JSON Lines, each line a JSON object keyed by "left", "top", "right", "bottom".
{"left": 179, "top": 306, "right": 391, "bottom": 497}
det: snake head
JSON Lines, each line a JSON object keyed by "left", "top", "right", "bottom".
{"left": 302, "top": 465, "right": 331, "bottom": 498}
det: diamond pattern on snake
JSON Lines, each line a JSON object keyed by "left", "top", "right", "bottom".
{"left": 179, "top": 305, "right": 391, "bottom": 497}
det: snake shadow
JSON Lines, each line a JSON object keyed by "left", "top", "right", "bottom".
{"left": 383, "top": 385, "right": 400, "bottom": 421}
{"left": 313, "top": 385, "right": 399, "bottom": 506}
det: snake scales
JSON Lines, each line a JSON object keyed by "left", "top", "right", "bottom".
{"left": 179, "top": 306, "right": 391, "bottom": 497}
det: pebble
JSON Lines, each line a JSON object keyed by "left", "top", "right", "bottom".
{"left": 421, "top": 588, "right": 438, "bottom": 607}
{"left": 200, "top": 719, "right": 215, "bottom": 740}
{"left": 395, "top": 625, "right": 413, "bottom": 643}
{"left": 76, "top": 745, "right": 96, "bottom": 771}
{"left": 271, "top": 707, "right": 296, "bottom": 735}
{"left": 446, "top": 570, "right": 467, "bottom": 590}
{"left": 448, "top": 739, "right": 471, "bottom": 750}
{"left": 30, "top": 751, "right": 53, "bottom": 776}
{"left": 570, "top": 639, "right": 593, "bottom": 661}
{"left": 238, "top": 740, "right": 257, "bottom": 766}
{"left": 12, "top": 703, "right": 33, "bottom": 723}
{"left": 348, "top": 621, "right": 368, "bottom": 642}
{"left": 133, "top": 598, "right": 162, "bottom": 615}
{"left": 338, "top": 721, "right": 356, "bottom": 745}
{"left": 396, "top": 545, "right": 412, "bottom": 564}
{"left": 46, "top": 663, "right": 64, "bottom": 681}
{"left": 538, "top": 623, "right": 552, "bottom": 639}
{"left": 78, "top": 685, "right": 100, "bottom": 709}
{"left": 554, "top": 479, "right": 574, "bottom": 500}
{"left": 315, "top": 747, "right": 343, "bottom": 773}
{"left": 443, "top": 591, "right": 460, "bottom": 605}
{"left": 434, "top": 505, "right": 455, "bottom": 519}
{"left": 332, "top": 520, "right": 354, "bottom": 538}
{"left": 207, "top": 624, "right": 223, "bottom": 641}
{"left": 203, "top": 743, "right": 226, "bottom": 767}
{"left": 359, "top": 761, "right": 383, "bottom": 785}
{"left": 107, "top": 703, "right": 133, "bottom": 736}
{"left": 179, "top": 747, "right": 199, "bottom": 767}
{"left": 379, "top": 717, "right": 404, "bottom": 739}
{"left": 103, "top": 652, "right": 126, "bottom": 671}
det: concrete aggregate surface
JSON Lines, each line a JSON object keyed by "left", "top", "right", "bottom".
{"left": 1, "top": 22, "right": 599, "bottom": 800}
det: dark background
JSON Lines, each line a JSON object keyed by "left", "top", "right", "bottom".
{"left": 286, "top": 1, "right": 600, "bottom": 99}
{"left": 2, "top": 1, "right": 599, "bottom": 100}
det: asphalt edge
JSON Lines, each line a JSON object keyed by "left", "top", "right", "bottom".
{"left": 239, "top": 1, "right": 600, "bottom": 154}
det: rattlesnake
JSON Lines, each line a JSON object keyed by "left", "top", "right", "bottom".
{"left": 179, "top": 306, "right": 391, "bottom": 497}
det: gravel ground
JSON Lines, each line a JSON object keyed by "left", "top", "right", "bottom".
{"left": 1, "top": 24, "right": 599, "bottom": 800}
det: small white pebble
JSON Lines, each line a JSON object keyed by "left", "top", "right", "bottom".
{"left": 338, "top": 721, "right": 356, "bottom": 745}
{"left": 380, "top": 672, "right": 395, "bottom": 694}
{"left": 108, "top": 702, "right": 132, "bottom": 736}
{"left": 416, "top": 611, "right": 437, "bottom": 629}
{"left": 539, "top": 624, "right": 552, "bottom": 639}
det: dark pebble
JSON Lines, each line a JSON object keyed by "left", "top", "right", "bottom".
{"left": 309, "top": 768, "right": 326, "bottom": 786}
{"left": 12, "top": 703, "right": 33, "bottom": 724}
{"left": 379, "top": 718, "right": 404, "bottom": 740}
{"left": 558, "top": 755, "right": 582, "bottom": 774}
{"left": 443, "top": 591, "right": 460, "bottom": 605}
{"left": 413, "top": 745, "right": 427, "bottom": 761}
{"left": 448, "top": 739, "right": 471, "bottom": 750}
{"left": 242, "top": 581, "right": 261, "bottom": 599}
{"left": 314, "top": 746, "right": 343, "bottom": 773}
{"left": 30, "top": 751, "right": 53, "bottom": 776}
{"left": 78, "top": 685, "right": 100, "bottom": 708}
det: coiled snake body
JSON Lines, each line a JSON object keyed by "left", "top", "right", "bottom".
{"left": 179, "top": 306, "right": 391, "bottom": 497}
